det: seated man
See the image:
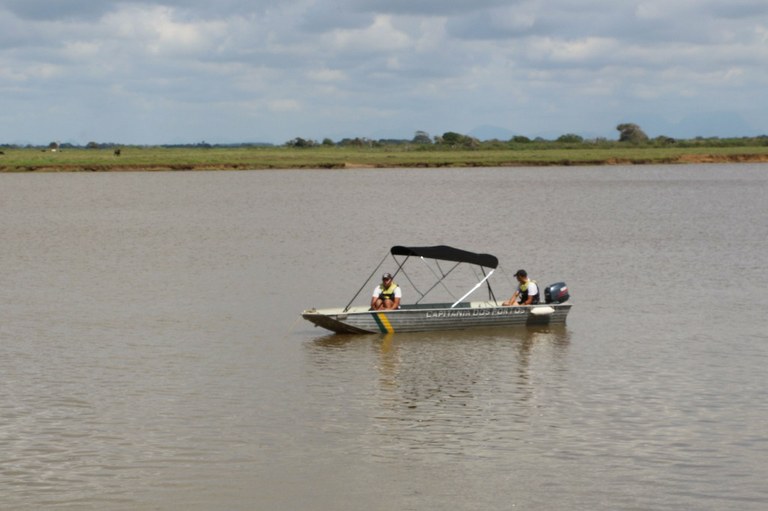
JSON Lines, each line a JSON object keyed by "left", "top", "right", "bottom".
{"left": 371, "top": 273, "right": 401, "bottom": 310}
{"left": 502, "top": 269, "right": 540, "bottom": 306}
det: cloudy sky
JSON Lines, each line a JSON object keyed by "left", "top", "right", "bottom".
{"left": 1, "top": 0, "right": 767, "bottom": 145}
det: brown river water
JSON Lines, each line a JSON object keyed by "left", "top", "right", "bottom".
{"left": 1, "top": 165, "right": 767, "bottom": 510}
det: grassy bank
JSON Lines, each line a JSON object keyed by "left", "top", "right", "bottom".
{"left": 2, "top": 144, "right": 768, "bottom": 172}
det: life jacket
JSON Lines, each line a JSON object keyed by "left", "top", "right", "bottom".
{"left": 519, "top": 280, "right": 540, "bottom": 304}
{"left": 378, "top": 281, "right": 399, "bottom": 301}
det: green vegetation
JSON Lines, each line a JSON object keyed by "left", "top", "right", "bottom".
{"left": 2, "top": 133, "right": 768, "bottom": 172}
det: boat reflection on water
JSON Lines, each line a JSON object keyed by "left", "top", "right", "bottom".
{"left": 309, "top": 324, "right": 570, "bottom": 348}
{"left": 305, "top": 326, "right": 572, "bottom": 463}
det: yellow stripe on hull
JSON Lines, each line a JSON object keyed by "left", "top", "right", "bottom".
{"left": 377, "top": 313, "right": 395, "bottom": 333}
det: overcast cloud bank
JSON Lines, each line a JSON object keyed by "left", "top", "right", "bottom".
{"left": 1, "top": 0, "right": 767, "bottom": 144}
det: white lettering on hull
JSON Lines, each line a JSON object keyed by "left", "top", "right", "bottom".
{"left": 424, "top": 308, "right": 527, "bottom": 319}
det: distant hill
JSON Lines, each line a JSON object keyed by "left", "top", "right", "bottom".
{"left": 632, "top": 112, "right": 761, "bottom": 139}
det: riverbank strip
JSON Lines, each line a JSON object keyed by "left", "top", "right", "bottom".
{"left": 2, "top": 145, "right": 768, "bottom": 172}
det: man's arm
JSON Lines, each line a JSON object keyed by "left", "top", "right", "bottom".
{"left": 371, "top": 287, "right": 380, "bottom": 308}
{"left": 502, "top": 291, "right": 519, "bottom": 306}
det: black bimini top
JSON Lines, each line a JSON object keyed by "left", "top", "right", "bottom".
{"left": 390, "top": 245, "right": 498, "bottom": 269}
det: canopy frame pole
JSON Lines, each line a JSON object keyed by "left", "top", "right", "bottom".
{"left": 415, "top": 259, "right": 461, "bottom": 304}
{"left": 343, "top": 251, "right": 390, "bottom": 312}
{"left": 483, "top": 267, "right": 499, "bottom": 304}
{"left": 391, "top": 254, "right": 425, "bottom": 301}
{"left": 451, "top": 269, "right": 495, "bottom": 308}
{"left": 468, "top": 265, "right": 495, "bottom": 303}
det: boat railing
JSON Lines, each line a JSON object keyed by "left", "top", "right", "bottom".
{"left": 398, "top": 302, "right": 471, "bottom": 310}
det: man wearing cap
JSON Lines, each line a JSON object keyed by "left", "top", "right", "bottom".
{"left": 371, "top": 273, "right": 402, "bottom": 310}
{"left": 503, "top": 269, "right": 540, "bottom": 306}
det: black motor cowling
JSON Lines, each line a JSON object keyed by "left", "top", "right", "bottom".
{"left": 544, "top": 282, "right": 570, "bottom": 304}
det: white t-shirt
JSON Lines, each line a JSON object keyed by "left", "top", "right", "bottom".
{"left": 373, "top": 284, "right": 402, "bottom": 299}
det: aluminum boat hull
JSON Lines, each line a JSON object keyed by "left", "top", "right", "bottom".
{"left": 302, "top": 301, "right": 572, "bottom": 334}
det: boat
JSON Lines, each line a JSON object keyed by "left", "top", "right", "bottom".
{"left": 301, "top": 245, "right": 571, "bottom": 334}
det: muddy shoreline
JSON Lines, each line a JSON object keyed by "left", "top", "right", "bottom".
{"left": 2, "top": 152, "right": 767, "bottom": 172}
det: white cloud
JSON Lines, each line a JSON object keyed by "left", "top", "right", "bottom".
{"left": 307, "top": 68, "right": 346, "bottom": 82}
{"left": 527, "top": 36, "right": 618, "bottom": 65}
{"left": 328, "top": 15, "right": 412, "bottom": 53}
{"left": 100, "top": 5, "right": 229, "bottom": 57}
{"left": 268, "top": 99, "right": 302, "bottom": 112}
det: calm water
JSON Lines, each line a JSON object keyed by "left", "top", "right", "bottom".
{"left": 1, "top": 165, "right": 767, "bottom": 510}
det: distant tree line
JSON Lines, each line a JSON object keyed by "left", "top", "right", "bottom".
{"left": 3, "top": 124, "right": 767, "bottom": 151}
{"left": 0, "top": 141, "right": 274, "bottom": 150}
{"left": 283, "top": 124, "right": 768, "bottom": 150}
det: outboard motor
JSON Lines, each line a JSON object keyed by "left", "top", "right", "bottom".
{"left": 545, "top": 282, "right": 570, "bottom": 304}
